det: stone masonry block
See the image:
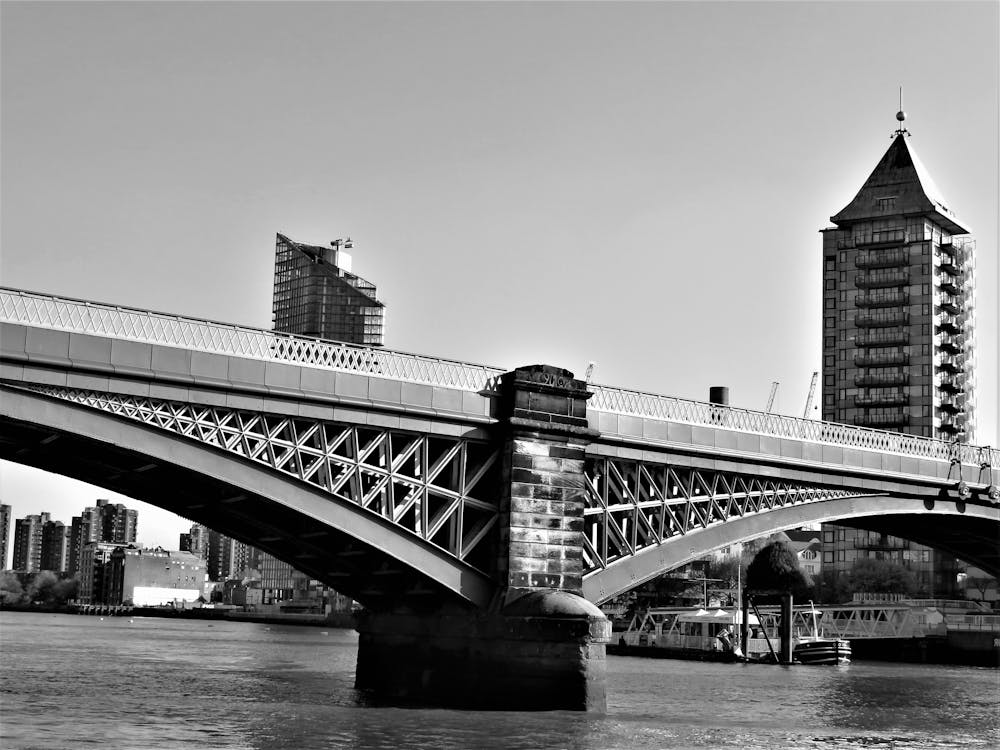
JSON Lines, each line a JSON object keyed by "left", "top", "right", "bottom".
{"left": 432, "top": 386, "right": 465, "bottom": 413}
{"left": 264, "top": 361, "right": 302, "bottom": 391}
{"left": 190, "top": 351, "right": 231, "bottom": 382}
{"left": 65, "top": 372, "right": 110, "bottom": 393}
{"left": 368, "top": 377, "right": 402, "bottom": 404}
{"left": 400, "top": 382, "right": 434, "bottom": 408}
{"left": 299, "top": 366, "right": 337, "bottom": 395}
{"left": 511, "top": 454, "right": 585, "bottom": 474}
{"left": 67, "top": 333, "right": 112, "bottom": 368}
{"left": 641, "top": 419, "right": 669, "bottom": 442}
{"left": 510, "top": 483, "right": 588, "bottom": 503}
{"left": 0, "top": 362, "right": 24, "bottom": 381}
{"left": 110, "top": 339, "right": 152, "bottom": 374}
{"left": 335, "top": 372, "right": 370, "bottom": 400}
{"left": 510, "top": 467, "right": 586, "bottom": 489}
{"left": 25, "top": 328, "right": 70, "bottom": 363}
{"left": 0, "top": 323, "right": 28, "bottom": 357}
{"left": 227, "top": 357, "right": 266, "bottom": 387}
{"left": 150, "top": 345, "right": 193, "bottom": 380}
{"left": 19, "top": 365, "right": 67, "bottom": 387}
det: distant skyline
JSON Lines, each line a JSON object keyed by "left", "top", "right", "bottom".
{"left": 2, "top": 2, "right": 997, "bottom": 562}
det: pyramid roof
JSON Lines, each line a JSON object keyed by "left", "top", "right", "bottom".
{"left": 831, "top": 133, "right": 970, "bottom": 234}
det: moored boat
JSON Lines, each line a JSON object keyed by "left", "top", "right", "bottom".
{"left": 792, "top": 606, "right": 851, "bottom": 665}
{"left": 612, "top": 607, "right": 773, "bottom": 661}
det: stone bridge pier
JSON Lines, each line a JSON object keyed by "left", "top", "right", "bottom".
{"left": 354, "top": 365, "right": 612, "bottom": 710}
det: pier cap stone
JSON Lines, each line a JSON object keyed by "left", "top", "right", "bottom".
{"left": 501, "top": 364, "right": 597, "bottom": 438}
{"left": 501, "top": 589, "right": 605, "bottom": 619}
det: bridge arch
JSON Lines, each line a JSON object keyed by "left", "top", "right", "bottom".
{"left": 0, "top": 385, "right": 497, "bottom": 611}
{"left": 582, "top": 495, "right": 1000, "bottom": 604}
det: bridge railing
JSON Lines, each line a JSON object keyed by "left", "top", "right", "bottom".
{"left": 0, "top": 287, "right": 506, "bottom": 392}
{"left": 588, "top": 383, "right": 1000, "bottom": 469}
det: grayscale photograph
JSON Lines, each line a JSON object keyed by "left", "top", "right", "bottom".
{"left": 1, "top": 1, "right": 997, "bottom": 748}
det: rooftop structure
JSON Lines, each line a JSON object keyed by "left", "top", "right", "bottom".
{"left": 272, "top": 233, "right": 385, "bottom": 346}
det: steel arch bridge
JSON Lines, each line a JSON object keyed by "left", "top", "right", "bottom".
{"left": 2, "top": 286, "right": 999, "bottom": 612}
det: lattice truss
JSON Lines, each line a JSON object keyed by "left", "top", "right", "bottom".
{"left": 25, "top": 386, "right": 501, "bottom": 570}
{"left": 582, "top": 456, "right": 866, "bottom": 573}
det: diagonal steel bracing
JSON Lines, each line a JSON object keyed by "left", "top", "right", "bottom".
{"left": 23, "top": 385, "right": 502, "bottom": 573}
{"left": 582, "top": 456, "right": 868, "bottom": 574}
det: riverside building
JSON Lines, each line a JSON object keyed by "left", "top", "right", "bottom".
{"left": 819, "top": 110, "right": 978, "bottom": 598}
{"left": 0, "top": 504, "right": 10, "bottom": 570}
{"left": 820, "top": 111, "right": 976, "bottom": 439}
{"left": 11, "top": 512, "right": 49, "bottom": 573}
{"left": 272, "top": 233, "right": 385, "bottom": 345}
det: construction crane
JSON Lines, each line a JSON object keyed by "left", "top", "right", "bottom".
{"left": 765, "top": 381, "right": 779, "bottom": 413}
{"left": 803, "top": 371, "right": 819, "bottom": 418}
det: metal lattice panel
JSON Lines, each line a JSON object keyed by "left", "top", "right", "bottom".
{"left": 25, "top": 385, "right": 501, "bottom": 570}
{"left": 582, "top": 456, "right": 866, "bottom": 573}
{"left": 588, "top": 384, "right": 999, "bottom": 468}
{"left": 0, "top": 288, "right": 504, "bottom": 392}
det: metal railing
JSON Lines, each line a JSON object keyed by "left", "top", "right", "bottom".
{"left": 4, "top": 287, "right": 998, "bottom": 469}
{"left": 0, "top": 287, "right": 505, "bottom": 392}
{"left": 587, "top": 384, "right": 999, "bottom": 468}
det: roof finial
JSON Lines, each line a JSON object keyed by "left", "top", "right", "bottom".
{"left": 894, "top": 86, "right": 910, "bottom": 137}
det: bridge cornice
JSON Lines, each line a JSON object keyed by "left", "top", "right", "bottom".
{"left": 587, "top": 431, "right": 995, "bottom": 497}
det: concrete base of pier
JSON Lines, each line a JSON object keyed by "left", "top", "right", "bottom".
{"left": 355, "top": 590, "right": 611, "bottom": 711}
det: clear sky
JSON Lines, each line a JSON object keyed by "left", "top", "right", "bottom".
{"left": 1, "top": 1, "right": 997, "bottom": 564}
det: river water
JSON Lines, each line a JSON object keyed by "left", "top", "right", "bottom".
{"left": 1, "top": 611, "right": 997, "bottom": 750}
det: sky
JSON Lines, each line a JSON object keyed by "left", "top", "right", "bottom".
{"left": 1, "top": 1, "right": 997, "bottom": 565}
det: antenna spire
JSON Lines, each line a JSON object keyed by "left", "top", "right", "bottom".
{"left": 894, "top": 85, "right": 909, "bottom": 137}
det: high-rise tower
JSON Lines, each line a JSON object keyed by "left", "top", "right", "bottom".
{"left": 819, "top": 110, "right": 977, "bottom": 598}
{"left": 820, "top": 111, "right": 976, "bottom": 441}
{"left": 272, "top": 233, "right": 385, "bottom": 345}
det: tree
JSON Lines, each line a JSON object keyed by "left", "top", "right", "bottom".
{"left": 963, "top": 575, "right": 995, "bottom": 602}
{"left": 0, "top": 571, "right": 25, "bottom": 606}
{"left": 746, "top": 541, "right": 809, "bottom": 600}
{"left": 27, "top": 570, "right": 60, "bottom": 604}
{"left": 846, "top": 558, "right": 916, "bottom": 597}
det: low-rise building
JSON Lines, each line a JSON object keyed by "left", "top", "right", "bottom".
{"left": 106, "top": 547, "right": 205, "bottom": 606}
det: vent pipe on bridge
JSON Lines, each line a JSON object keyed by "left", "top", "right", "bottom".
{"left": 709, "top": 386, "right": 729, "bottom": 406}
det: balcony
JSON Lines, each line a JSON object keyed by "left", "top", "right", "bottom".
{"left": 855, "top": 373, "right": 909, "bottom": 387}
{"left": 856, "top": 230, "right": 907, "bottom": 247}
{"left": 936, "top": 295, "right": 962, "bottom": 315}
{"left": 856, "top": 311, "right": 910, "bottom": 328}
{"left": 939, "top": 276, "right": 963, "bottom": 295}
{"left": 939, "top": 399, "right": 965, "bottom": 415}
{"left": 855, "top": 291, "right": 910, "bottom": 308}
{"left": 854, "top": 352, "right": 909, "bottom": 367}
{"left": 855, "top": 331, "right": 910, "bottom": 347}
{"left": 938, "top": 376, "right": 962, "bottom": 394}
{"left": 853, "top": 538, "right": 910, "bottom": 551}
{"left": 937, "top": 335, "right": 964, "bottom": 354}
{"left": 938, "top": 258, "right": 961, "bottom": 276}
{"left": 938, "top": 421, "right": 965, "bottom": 437}
{"left": 854, "top": 393, "right": 909, "bottom": 407}
{"left": 854, "top": 413, "right": 910, "bottom": 427}
{"left": 855, "top": 249, "right": 909, "bottom": 269}
{"left": 936, "top": 316, "right": 963, "bottom": 334}
{"left": 855, "top": 272, "right": 911, "bottom": 289}
{"left": 937, "top": 355, "right": 965, "bottom": 373}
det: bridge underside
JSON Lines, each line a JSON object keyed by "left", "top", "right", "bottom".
{"left": 0, "top": 391, "right": 496, "bottom": 612}
{"left": 582, "top": 483, "right": 1000, "bottom": 604}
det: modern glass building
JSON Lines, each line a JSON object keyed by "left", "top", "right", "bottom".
{"left": 272, "top": 233, "right": 385, "bottom": 346}
{"left": 819, "top": 113, "right": 977, "bottom": 598}
{"left": 820, "top": 114, "right": 975, "bottom": 439}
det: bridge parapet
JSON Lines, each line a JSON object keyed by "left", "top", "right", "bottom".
{"left": 0, "top": 287, "right": 505, "bottom": 392}
{"left": 588, "top": 383, "right": 999, "bottom": 473}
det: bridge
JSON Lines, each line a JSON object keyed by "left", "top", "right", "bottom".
{"left": 2, "top": 287, "right": 998, "bottom": 709}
